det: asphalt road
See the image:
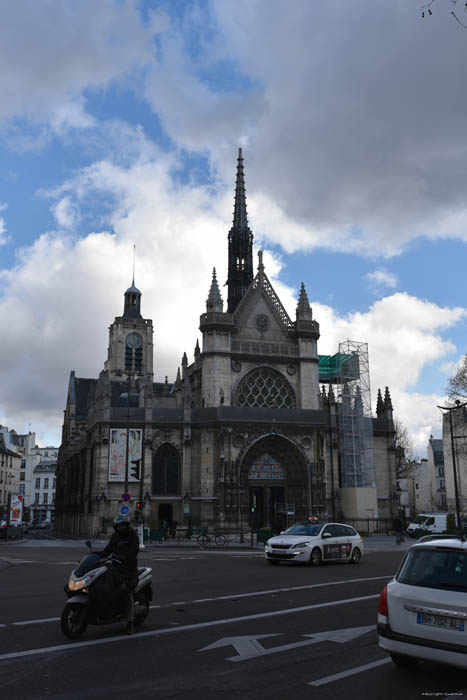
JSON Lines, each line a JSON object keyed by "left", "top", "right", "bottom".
{"left": 0, "top": 533, "right": 465, "bottom": 700}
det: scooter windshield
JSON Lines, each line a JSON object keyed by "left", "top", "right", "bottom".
{"left": 76, "top": 553, "right": 102, "bottom": 577}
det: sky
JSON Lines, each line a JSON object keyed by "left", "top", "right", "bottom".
{"left": 1, "top": 0, "right": 467, "bottom": 455}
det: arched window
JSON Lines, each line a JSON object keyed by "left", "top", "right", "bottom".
{"left": 152, "top": 444, "right": 180, "bottom": 495}
{"left": 235, "top": 367, "right": 296, "bottom": 409}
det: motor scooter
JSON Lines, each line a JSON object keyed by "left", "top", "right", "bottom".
{"left": 61, "top": 541, "right": 153, "bottom": 639}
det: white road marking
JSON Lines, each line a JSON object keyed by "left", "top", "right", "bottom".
{"left": 200, "top": 626, "right": 375, "bottom": 662}
{"left": 0, "top": 593, "right": 379, "bottom": 661}
{"left": 213, "top": 575, "right": 391, "bottom": 601}
{"left": 0, "top": 559, "right": 38, "bottom": 564}
{"left": 309, "top": 657, "right": 392, "bottom": 685}
{"left": 2, "top": 575, "right": 389, "bottom": 627}
{"left": 13, "top": 618, "right": 60, "bottom": 626}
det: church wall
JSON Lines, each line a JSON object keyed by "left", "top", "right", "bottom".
{"left": 201, "top": 352, "right": 231, "bottom": 408}
{"left": 373, "top": 431, "right": 397, "bottom": 520}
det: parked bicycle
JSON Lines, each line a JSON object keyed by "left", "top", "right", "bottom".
{"left": 197, "top": 531, "right": 227, "bottom": 547}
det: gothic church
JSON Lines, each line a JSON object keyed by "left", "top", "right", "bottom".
{"left": 56, "top": 150, "right": 397, "bottom": 536}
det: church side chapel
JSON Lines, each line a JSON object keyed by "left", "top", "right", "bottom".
{"left": 55, "top": 150, "right": 397, "bottom": 536}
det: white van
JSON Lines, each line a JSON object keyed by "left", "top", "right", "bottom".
{"left": 406, "top": 512, "right": 453, "bottom": 537}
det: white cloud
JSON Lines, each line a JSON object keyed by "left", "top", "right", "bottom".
{"left": 0, "top": 203, "right": 9, "bottom": 246}
{"left": 51, "top": 196, "right": 79, "bottom": 230}
{"left": 0, "top": 1, "right": 155, "bottom": 126}
{"left": 365, "top": 267, "right": 398, "bottom": 293}
{"left": 134, "top": 0, "right": 467, "bottom": 257}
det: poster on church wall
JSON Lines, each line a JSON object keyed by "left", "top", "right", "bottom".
{"left": 108, "top": 429, "right": 142, "bottom": 482}
{"left": 9, "top": 494, "right": 23, "bottom": 524}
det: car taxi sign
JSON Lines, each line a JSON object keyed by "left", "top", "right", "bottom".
{"left": 122, "top": 493, "right": 130, "bottom": 502}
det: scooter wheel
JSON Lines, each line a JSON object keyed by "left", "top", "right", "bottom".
{"left": 60, "top": 603, "right": 88, "bottom": 639}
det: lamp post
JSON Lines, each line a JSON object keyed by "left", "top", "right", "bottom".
{"left": 437, "top": 400, "right": 467, "bottom": 540}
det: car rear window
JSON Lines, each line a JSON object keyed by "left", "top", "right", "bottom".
{"left": 397, "top": 548, "right": 467, "bottom": 591}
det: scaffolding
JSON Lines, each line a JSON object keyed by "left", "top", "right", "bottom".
{"left": 322, "top": 341, "right": 376, "bottom": 489}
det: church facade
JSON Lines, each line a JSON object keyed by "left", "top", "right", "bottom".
{"left": 55, "top": 150, "right": 398, "bottom": 536}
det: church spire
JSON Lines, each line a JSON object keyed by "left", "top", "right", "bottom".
{"left": 206, "top": 268, "right": 223, "bottom": 312}
{"left": 123, "top": 245, "right": 142, "bottom": 318}
{"left": 227, "top": 148, "right": 254, "bottom": 313}
{"left": 296, "top": 283, "right": 313, "bottom": 321}
{"left": 123, "top": 280, "right": 142, "bottom": 319}
{"left": 376, "top": 388, "right": 384, "bottom": 417}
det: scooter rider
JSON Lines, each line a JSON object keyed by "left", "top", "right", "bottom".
{"left": 97, "top": 514, "right": 140, "bottom": 634}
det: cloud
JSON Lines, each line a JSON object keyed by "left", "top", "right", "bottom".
{"left": 135, "top": 0, "right": 467, "bottom": 257}
{"left": 0, "top": 1, "right": 155, "bottom": 127}
{"left": 0, "top": 204, "right": 9, "bottom": 246}
{"left": 365, "top": 267, "right": 398, "bottom": 294}
{"left": 51, "top": 196, "right": 79, "bottom": 230}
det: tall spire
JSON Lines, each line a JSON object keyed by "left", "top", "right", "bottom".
{"left": 123, "top": 244, "right": 142, "bottom": 318}
{"left": 296, "top": 282, "right": 313, "bottom": 321}
{"left": 384, "top": 386, "right": 393, "bottom": 411}
{"left": 206, "top": 268, "right": 223, "bottom": 312}
{"left": 227, "top": 148, "right": 254, "bottom": 313}
{"left": 376, "top": 388, "right": 384, "bottom": 417}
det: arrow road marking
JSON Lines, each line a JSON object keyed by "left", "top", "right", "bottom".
{"left": 199, "top": 625, "right": 375, "bottom": 662}
{"left": 199, "top": 634, "right": 281, "bottom": 659}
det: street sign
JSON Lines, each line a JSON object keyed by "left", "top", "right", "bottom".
{"left": 120, "top": 505, "right": 129, "bottom": 515}
{"left": 122, "top": 493, "right": 130, "bottom": 502}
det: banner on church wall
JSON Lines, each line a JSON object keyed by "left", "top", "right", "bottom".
{"left": 108, "top": 428, "right": 142, "bottom": 482}
{"left": 9, "top": 494, "right": 23, "bottom": 525}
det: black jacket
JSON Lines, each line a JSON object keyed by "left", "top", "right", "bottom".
{"left": 98, "top": 524, "right": 139, "bottom": 581}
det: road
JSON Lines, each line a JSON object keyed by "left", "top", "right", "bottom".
{"left": 0, "top": 533, "right": 465, "bottom": 700}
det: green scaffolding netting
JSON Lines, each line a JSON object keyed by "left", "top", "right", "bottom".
{"left": 318, "top": 353, "right": 357, "bottom": 382}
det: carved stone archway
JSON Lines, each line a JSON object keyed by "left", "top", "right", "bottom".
{"left": 238, "top": 434, "right": 310, "bottom": 528}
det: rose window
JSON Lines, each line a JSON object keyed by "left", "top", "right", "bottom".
{"left": 235, "top": 367, "right": 296, "bottom": 409}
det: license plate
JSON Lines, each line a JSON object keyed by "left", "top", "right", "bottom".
{"left": 417, "top": 612, "right": 464, "bottom": 632}
{"left": 272, "top": 549, "right": 288, "bottom": 555}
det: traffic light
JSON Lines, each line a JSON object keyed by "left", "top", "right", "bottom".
{"left": 129, "top": 458, "right": 140, "bottom": 481}
{"left": 135, "top": 502, "right": 143, "bottom": 523}
{"left": 251, "top": 506, "right": 255, "bottom": 513}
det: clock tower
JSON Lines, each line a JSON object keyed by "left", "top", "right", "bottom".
{"left": 104, "top": 280, "right": 154, "bottom": 379}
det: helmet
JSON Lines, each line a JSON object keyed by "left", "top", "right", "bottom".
{"left": 114, "top": 514, "right": 130, "bottom": 529}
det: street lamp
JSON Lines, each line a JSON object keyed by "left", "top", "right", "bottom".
{"left": 437, "top": 400, "right": 467, "bottom": 540}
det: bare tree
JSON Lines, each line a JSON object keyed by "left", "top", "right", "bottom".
{"left": 394, "top": 418, "right": 416, "bottom": 478}
{"left": 447, "top": 355, "right": 467, "bottom": 401}
{"left": 421, "top": 0, "right": 467, "bottom": 28}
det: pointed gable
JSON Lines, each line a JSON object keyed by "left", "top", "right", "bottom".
{"left": 232, "top": 250, "right": 294, "bottom": 340}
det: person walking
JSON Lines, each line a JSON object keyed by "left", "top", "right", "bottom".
{"left": 97, "top": 513, "right": 140, "bottom": 634}
{"left": 394, "top": 517, "right": 405, "bottom": 545}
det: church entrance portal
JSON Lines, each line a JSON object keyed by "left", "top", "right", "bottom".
{"left": 240, "top": 435, "right": 310, "bottom": 530}
{"left": 158, "top": 503, "right": 173, "bottom": 528}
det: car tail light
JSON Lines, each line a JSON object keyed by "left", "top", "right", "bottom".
{"left": 378, "top": 585, "right": 388, "bottom": 617}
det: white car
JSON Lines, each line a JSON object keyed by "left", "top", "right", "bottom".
{"left": 378, "top": 537, "right": 467, "bottom": 669}
{"left": 264, "top": 521, "right": 364, "bottom": 566}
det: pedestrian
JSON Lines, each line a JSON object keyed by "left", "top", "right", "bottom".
{"left": 96, "top": 513, "right": 140, "bottom": 634}
{"left": 169, "top": 519, "right": 178, "bottom": 539}
{"left": 394, "top": 518, "right": 404, "bottom": 545}
{"left": 161, "top": 518, "right": 169, "bottom": 540}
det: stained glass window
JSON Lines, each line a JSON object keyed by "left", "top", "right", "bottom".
{"left": 235, "top": 367, "right": 296, "bottom": 409}
{"left": 248, "top": 453, "right": 285, "bottom": 480}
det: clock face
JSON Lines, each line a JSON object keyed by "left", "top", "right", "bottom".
{"left": 126, "top": 332, "right": 142, "bottom": 349}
